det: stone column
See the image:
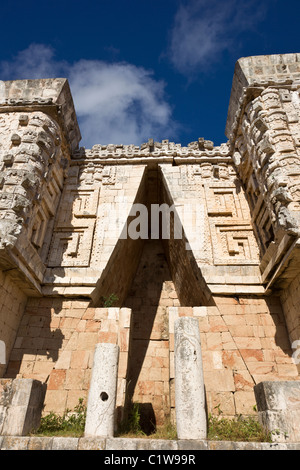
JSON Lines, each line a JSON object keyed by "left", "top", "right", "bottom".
{"left": 84, "top": 343, "right": 119, "bottom": 437}
{"left": 174, "top": 317, "right": 207, "bottom": 439}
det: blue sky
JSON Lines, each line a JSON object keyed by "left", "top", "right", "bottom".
{"left": 1, "top": 0, "right": 300, "bottom": 149}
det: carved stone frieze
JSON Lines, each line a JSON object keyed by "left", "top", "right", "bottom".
{"left": 226, "top": 54, "right": 300, "bottom": 287}
{"left": 0, "top": 112, "right": 65, "bottom": 254}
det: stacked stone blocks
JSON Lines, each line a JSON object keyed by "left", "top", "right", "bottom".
{"left": 169, "top": 297, "right": 298, "bottom": 421}
{"left": 6, "top": 298, "right": 131, "bottom": 425}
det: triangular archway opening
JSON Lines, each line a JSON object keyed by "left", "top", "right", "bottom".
{"left": 119, "top": 165, "right": 213, "bottom": 433}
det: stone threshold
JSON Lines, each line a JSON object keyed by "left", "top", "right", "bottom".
{"left": 0, "top": 436, "right": 299, "bottom": 450}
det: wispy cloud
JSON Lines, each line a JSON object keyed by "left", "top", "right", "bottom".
{"left": 167, "top": 0, "right": 267, "bottom": 77}
{"left": 0, "top": 44, "right": 177, "bottom": 148}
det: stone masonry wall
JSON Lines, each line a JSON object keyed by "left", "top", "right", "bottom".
{"left": 6, "top": 277, "right": 298, "bottom": 424}
{"left": 124, "top": 239, "right": 180, "bottom": 429}
{"left": 2, "top": 257, "right": 300, "bottom": 428}
{"left": 5, "top": 298, "right": 131, "bottom": 427}
{"left": 169, "top": 295, "right": 298, "bottom": 421}
{"left": 0, "top": 271, "right": 27, "bottom": 377}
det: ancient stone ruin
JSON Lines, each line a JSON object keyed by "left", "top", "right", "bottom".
{"left": 1, "top": 53, "right": 300, "bottom": 442}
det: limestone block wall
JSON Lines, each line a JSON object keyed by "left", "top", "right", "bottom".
{"left": 169, "top": 296, "right": 298, "bottom": 421}
{"left": 3, "top": 290, "right": 299, "bottom": 425}
{"left": 0, "top": 271, "right": 27, "bottom": 377}
{"left": 1, "top": 59, "right": 300, "bottom": 435}
{"left": 5, "top": 298, "right": 131, "bottom": 427}
{"left": 0, "top": 79, "right": 81, "bottom": 384}
{"left": 159, "top": 161, "right": 263, "bottom": 299}
{"left": 124, "top": 239, "right": 180, "bottom": 429}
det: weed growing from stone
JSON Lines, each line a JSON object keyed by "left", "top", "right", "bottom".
{"left": 101, "top": 293, "right": 119, "bottom": 307}
{"left": 149, "top": 419, "right": 177, "bottom": 440}
{"left": 118, "top": 402, "right": 146, "bottom": 437}
{"left": 117, "top": 402, "right": 177, "bottom": 440}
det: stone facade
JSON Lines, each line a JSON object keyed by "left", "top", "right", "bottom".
{"left": 0, "top": 54, "right": 300, "bottom": 435}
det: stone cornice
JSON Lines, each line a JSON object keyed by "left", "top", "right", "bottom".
{"left": 0, "top": 78, "right": 81, "bottom": 152}
{"left": 72, "top": 139, "right": 232, "bottom": 165}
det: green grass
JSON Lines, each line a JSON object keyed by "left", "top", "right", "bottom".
{"left": 207, "top": 413, "right": 271, "bottom": 442}
{"left": 32, "top": 399, "right": 270, "bottom": 442}
{"left": 149, "top": 420, "right": 178, "bottom": 440}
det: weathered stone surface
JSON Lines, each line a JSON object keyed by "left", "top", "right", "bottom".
{"left": 0, "top": 435, "right": 300, "bottom": 450}
{"left": 0, "top": 378, "right": 45, "bottom": 436}
{"left": 105, "top": 437, "right": 138, "bottom": 450}
{"left": 254, "top": 381, "right": 300, "bottom": 442}
{"left": 174, "top": 317, "right": 206, "bottom": 439}
{"left": 84, "top": 343, "right": 119, "bottom": 437}
{"left": 51, "top": 437, "right": 79, "bottom": 450}
{"left": 27, "top": 436, "right": 53, "bottom": 450}
{"left": 148, "top": 439, "right": 178, "bottom": 450}
{"left": 177, "top": 439, "right": 208, "bottom": 450}
{"left": 1, "top": 436, "right": 30, "bottom": 450}
{"left": 77, "top": 436, "right": 106, "bottom": 450}
{"left": 0, "top": 78, "right": 81, "bottom": 151}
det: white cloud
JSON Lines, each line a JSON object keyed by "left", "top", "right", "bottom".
{"left": 167, "top": 0, "right": 267, "bottom": 77}
{"left": 0, "top": 44, "right": 63, "bottom": 79}
{"left": 68, "top": 60, "right": 175, "bottom": 147}
{"left": 0, "top": 44, "right": 177, "bottom": 147}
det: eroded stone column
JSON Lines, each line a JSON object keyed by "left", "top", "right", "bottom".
{"left": 174, "top": 317, "right": 206, "bottom": 439}
{"left": 84, "top": 343, "right": 119, "bottom": 437}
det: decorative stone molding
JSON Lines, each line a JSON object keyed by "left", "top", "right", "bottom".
{"left": 225, "top": 54, "right": 300, "bottom": 291}
{"left": 0, "top": 79, "right": 81, "bottom": 295}
{"left": 72, "top": 139, "right": 231, "bottom": 165}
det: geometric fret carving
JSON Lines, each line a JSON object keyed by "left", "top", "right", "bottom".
{"left": 204, "top": 184, "right": 244, "bottom": 218}
{"left": 47, "top": 223, "right": 95, "bottom": 267}
{"left": 47, "top": 187, "right": 99, "bottom": 268}
{"left": 73, "top": 188, "right": 99, "bottom": 218}
{"left": 211, "top": 221, "right": 260, "bottom": 265}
